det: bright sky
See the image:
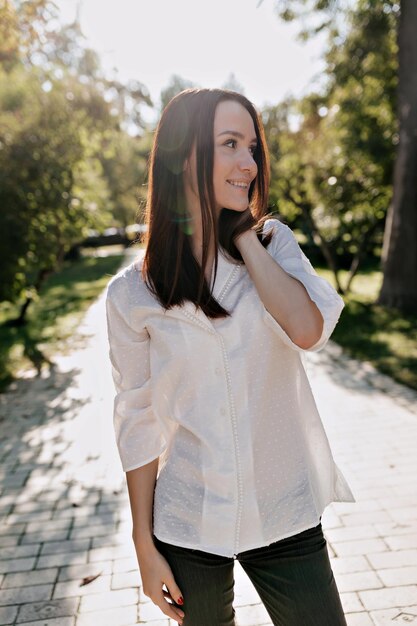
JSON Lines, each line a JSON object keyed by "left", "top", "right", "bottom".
{"left": 56, "top": 0, "right": 328, "bottom": 125}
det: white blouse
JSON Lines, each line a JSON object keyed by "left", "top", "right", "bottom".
{"left": 105, "top": 217, "right": 356, "bottom": 558}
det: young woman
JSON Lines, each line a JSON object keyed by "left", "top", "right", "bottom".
{"left": 105, "top": 88, "right": 355, "bottom": 626}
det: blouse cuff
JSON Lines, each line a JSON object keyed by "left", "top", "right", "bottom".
{"left": 263, "top": 256, "right": 345, "bottom": 353}
{"left": 122, "top": 443, "right": 168, "bottom": 473}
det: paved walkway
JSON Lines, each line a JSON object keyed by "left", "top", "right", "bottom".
{"left": 1, "top": 250, "right": 417, "bottom": 626}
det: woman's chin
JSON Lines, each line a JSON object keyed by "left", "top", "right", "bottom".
{"left": 222, "top": 203, "right": 249, "bottom": 212}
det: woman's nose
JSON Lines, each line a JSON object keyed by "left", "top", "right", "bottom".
{"left": 238, "top": 152, "right": 257, "bottom": 174}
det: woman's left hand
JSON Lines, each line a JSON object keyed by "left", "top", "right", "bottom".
{"left": 229, "top": 207, "right": 257, "bottom": 247}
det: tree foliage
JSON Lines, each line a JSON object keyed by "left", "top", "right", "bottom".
{"left": 264, "top": 0, "right": 399, "bottom": 295}
{"left": 0, "top": 3, "right": 151, "bottom": 321}
{"left": 0, "top": 67, "right": 111, "bottom": 306}
{"left": 159, "top": 74, "right": 196, "bottom": 111}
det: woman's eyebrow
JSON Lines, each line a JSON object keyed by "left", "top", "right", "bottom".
{"left": 217, "top": 130, "right": 258, "bottom": 143}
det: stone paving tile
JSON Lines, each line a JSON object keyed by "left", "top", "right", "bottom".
{"left": 390, "top": 508, "right": 417, "bottom": 524}
{"left": 340, "top": 592, "right": 366, "bottom": 613}
{"left": 325, "top": 524, "right": 380, "bottom": 543}
{"left": 69, "top": 523, "right": 119, "bottom": 541}
{"left": 58, "top": 562, "right": 113, "bottom": 583}
{"left": 75, "top": 605, "right": 137, "bottom": 626}
{"left": 16, "top": 598, "right": 80, "bottom": 623}
{"left": 378, "top": 497, "right": 417, "bottom": 510}
{"left": 0, "top": 503, "right": 13, "bottom": 517}
{"left": 139, "top": 600, "right": 170, "bottom": 622}
{"left": 384, "top": 533, "right": 417, "bottom": 550}
{"left": 6, "top": 511, "right": 52, "bottom": 525}
{"left": 111, "top": 571, "right": 141, "bottom": 590}
{"left": 25, "top": 519, "right": 71, "bottom": 534}
{"left": 0, "top": 584, "right": 53, "bottom": 607}
{"left": 111, "top": 556, "right": 138, "bottom": 574}
{"left": 367, "top": 549, "right": 417, "bottom": 570}
{"left": 78, "top": 588, "right": 138, "bottom": 613}
{"left": 234, "top": 603, "right": 271, "bottom": 625}
{"left": 21, "top": 528, "right": 71, "bottom": 544}
{"left": 374, "top": 522, "right": 417, "bottom": 536}
{"left": 377, "top": 566, "right": 417, "bottom": 587}
{"left": 0, "top": 557, "right": 36, "bottom": 575}
{"left": 0, "top": 605, "right": 18, "bottom": 625}
{"left": 35, "top": 552, "right": 88, "bottom": 569}
{"left": 330, "top": 556, "right": 372, "bottom": 575}
{"left": 0, "top": 472, "right": 30, "bottom": 489}
{"left": 138, "top": 621, "right": 169, "bottom": 626}
{"left": 336, "top": 571, "right": 384, "bottom": 593}
{"left": 332, "top": 538, "right": 389, "bottom": 557}
{"left": 0, "top": 535, "right": 19, "bottom": 548}
{"left": 370, "top": 606, "right": 417, "bottom": 625}
{"left": 359, "top": 586, "right": 417, "bottom": 611}
{"left": 87, "top": 544, "right": 133, "bottom": 563}
{"left": 53, "top": 574, "right": 112, "bottom": 599}
{"left": 40, "top": 540, "right": 91, "bottom": 557}
{"left": 92, "top": 533, "right": 129, "bottom": 549}
{"left": 339, "top": 511, "right": 393, "bottom": 527}
{"left": 2, "top": 568, "right": 58, "bottom": 589}
{"left": 51, "top": 506, "right": 96, "bottom": 521}
{"left": 16, "top": 619, "right": 75, "bottom": 626}
{"left": 0, "top": 523, "right": 26, "bottom": 537}
{"left": 345, "top": 613, "right": 374, "bottom": 626}
{"left": 12, "top": 500, "right": 53, "bottom": 514}
{"left": 72, "top": 512, "right": 116, "bottom": 528}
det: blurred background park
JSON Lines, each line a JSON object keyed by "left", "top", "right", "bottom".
{"left": 0, "top": 0, "right": 415, "bottom": 394}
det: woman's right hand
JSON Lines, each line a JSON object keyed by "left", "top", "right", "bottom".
{"left": 135, "top": 540, "right": 185, "bottom": 625}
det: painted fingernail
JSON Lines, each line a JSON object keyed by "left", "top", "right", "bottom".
{"left": 177, "top": 596, "right": 184, "bottom": 605}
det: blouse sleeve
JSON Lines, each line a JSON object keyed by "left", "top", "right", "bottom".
{"left": 105, "top": 277, "right": 167, "bottom": 472}
{"left": 262, "top": 218, "right": 345, "bottom": 353}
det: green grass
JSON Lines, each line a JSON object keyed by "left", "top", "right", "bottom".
{"left": 0, "top": 251, "right": 126, "bottom": 392}
{"left": 318, "top": 266, "right": 417, "bottom": 391}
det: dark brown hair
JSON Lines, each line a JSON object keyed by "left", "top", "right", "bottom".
{"left": 141, "top": 87, "right": 274, "bottom": 319}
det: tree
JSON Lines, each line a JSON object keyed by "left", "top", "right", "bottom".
{"left": 0, "top": 5, "right": 152, "bottom": 322}
{"left": 267, "top": 0, "right": 416, "bottom": 311}
{"left": 378, "top": 0, "right": 417, "bottom": 312}
{"left": 0, "top": 0, "right": 57, "bottom": 70}
{"left": 41, "top": 19, "right": 153, "bottom": 135}
{"left": 222, "top": 73, "right": 245, "bottom": 94}
{"left": 263, "top": 2, "right": 397, "bottom": 294}
{"left": 0, "top": 3, "right": 158, "bottom": 388}
{"left": 0, "top": 68, "right": 112, "bottom": 320}
{"left": 160, "top": 74, "right": 196, "bottom": 111}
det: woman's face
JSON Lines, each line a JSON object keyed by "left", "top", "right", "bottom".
{"left": 212, "top": 99, "right": 258, "bottom": 213}
{"left": 183, "top": 99, "right": 258, "bottom": 218}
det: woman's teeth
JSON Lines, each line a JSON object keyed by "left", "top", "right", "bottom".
{"left": 227, "top": 181, "right": 248, "bottom": 189}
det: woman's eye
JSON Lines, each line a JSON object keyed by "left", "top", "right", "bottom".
{"left": 224, "top": 139, "right": 257, "bottom": 155}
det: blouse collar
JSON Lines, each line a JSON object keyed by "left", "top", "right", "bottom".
{"left": 166, "top": 247, "right": 241, "bottom": 334}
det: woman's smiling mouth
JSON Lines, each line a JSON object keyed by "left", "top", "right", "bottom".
{"left": 227, "top": 180, "right": 250, "bottom": 189}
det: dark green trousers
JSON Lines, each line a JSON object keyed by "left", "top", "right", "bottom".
{"left": 152, "top": 521, "right": 347, "bottom": 626}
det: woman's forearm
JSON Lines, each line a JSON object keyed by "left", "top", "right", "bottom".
{"left": 235, "top": 229, "right": 324, "bottom": 349}
{"left": 126, "top": 457, "right": 159, "bottom": 551}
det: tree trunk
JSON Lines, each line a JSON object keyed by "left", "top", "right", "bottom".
{"left": 282, "top": 184, "right": 344, "bottom": 293}
{"left": 377, "top": 0, "right": 417, "bottom": 313}
{"left": 14, "top": 267, "right": 52, "bottom": 326}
